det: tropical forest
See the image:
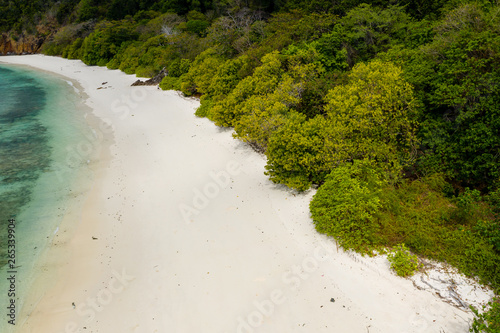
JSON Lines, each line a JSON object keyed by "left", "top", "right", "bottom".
{"left": 1, "top": 0, "right": 499, "bottom": 330}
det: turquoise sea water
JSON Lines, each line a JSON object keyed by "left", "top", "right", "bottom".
{"left": 0, "top": 63, "right": 95, "bottom": 330}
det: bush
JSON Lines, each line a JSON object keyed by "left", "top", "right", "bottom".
{"left": 453, "top": 188, "right": 482, "bottom": 224}
{"left": 266, "top": 59, "right": 418, "bottom": 191}
{"left": 387, "top": 244, "right": 420, "bottom": 277}
{"left": 308, "top": 26, "right": 349, "bottom": 71}
{"left": 167, "top": 59, "right": 191, "bottom": 77}
{"left": 470, "top": 297, "right": 500, "bottom": 333}
{"left": 117, "top": 44, "right": 141, "bottom": 74}
{"left": 265, "top": 113, "right": 332, "bottom": 190}
{"left": 339, "top": 4, "right": 412, "bottom": 65}
{"left": 487, "top": 189, "right": 500, "bottom": 214}
{"left": 195, "top": 96, "right": 213, "bottom": 118}
{"left": 295, "top": 72, "right": 339, "bottom": 118}
{"left": 310, "top": 160, "right": 386, "bottom": 252}
{"left": 159, "top": 76, "right": 182, "bottom": 91}
{"left": 234, "top": 72, "right": 307, "bottom": 151}
{"left": 323, "top": 59, "right": 419, "bottom": 177}
{"left": 180, "top": 48, "right": 223, "bottom": 96}
{"left": 208, "top": 51, "right": 284, "bottom": 126}
{"left": 81, "top": 21, "right": 139, "bottom": 66}
{"left": 208, "top": 57, "right": 249, "bottom": 97}
{"left": 373, "top": 177, "right": 500, "bottom": 287}
{"left": 186, "top": 20, "right": 210, "bottom": 36}
{"left": 473, "top": 221, "right": 500, "bottom": 254}
{"left": 135, "top": 66, "right": 156, "bottom": 78}
{"left": 66, "top": 38, "right": 84, "bottom": 59}
{"left": 137, "top": 45, "right": 171, "bottom": 74}
{"left": 42, "top": 22, "right": 94, "bottom": 57}
{"left": 42, "top": 43, "right": 66, "bottom": 56}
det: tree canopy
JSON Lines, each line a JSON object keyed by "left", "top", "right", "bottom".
{"left": 2, "top": 0, "right": 500, "bottom": 325}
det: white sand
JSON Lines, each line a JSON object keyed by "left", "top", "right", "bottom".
{"left": 0, "top": 55, "right": 492, "bottom": 333}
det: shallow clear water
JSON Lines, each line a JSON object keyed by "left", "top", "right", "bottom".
{"left": 0, "top": 63, "right": 95, "bottom": 330}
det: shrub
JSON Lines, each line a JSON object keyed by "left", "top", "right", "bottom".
{"left": 470, "top": 297, "right": 500, "bottom": 333}
{"left": 66, "top": 38, "right": 84, "bottom": 59}
{"left": 137, "top": 45, "right": 171, "bottom": 74}
{"left": 310, "top": 160, "right": 386, "bottom": 252}
{"left": 309, "top": 26, "right": 349, "bottom": 71}
{"left": 42, "top": 43, "right": 66, "bottom": 56}
{"left": 265, "top": 113, "right": 332, "bottom": 190}
{"left": 208, "top": 51, "right": 283, "bottom": 127}
{"left": 208, "top": 57, "right": 249, "bottom": 97}
{"left": 295, "top": 72, "right": 339, "bottom": 118}
{"left": 266, "top": 59, "right": 418, "bottom": 191}
{"left": 453, "top": 188, "right": 482, "bottom": 224}
{"left": 159, "top": 76, "right": 182, "bottom": 91}
{"left": 323, "top": 59, "right": 419, "bottom": 177}
{"left": 180, "top": 48, "right": 223, "bottom": 96}
{"left": 186, "top": 20, "right": 210, "bottom": 36}
{"left": 117, "top": 44, "right": 142, "bottom": 74}
{"left": 167, "top": 59, "right": 191, "bottom": 77}
{"left": 81, "top": 21, "right": 139, "bottom": 66}
{"left": 195, "top": 96, "right": 213, "bottom": 118}
{"left": 473, "top": 220, "right": 500, "bottom": 253}
{"left": 234, "top": 73, "right": 306, "bottom": 151}
{"left": 135, "top": 66, "right": 156, "bottom": 78}
{"left": 43, "top": 22, "right": 94, "bottom": 57}
{"left": 387, "top": 244, "right": 420, "bottom": 277}
{"left": 487, "top": 189, "right": 500, "bottom": 214}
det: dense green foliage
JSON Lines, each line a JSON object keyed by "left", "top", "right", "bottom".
{"left": 2, "top": 0, "right": 500, "bottom": 327}
{"left": 311, "top": 169, "right": 500, "bottom": 286}
{"left": 310, "top": 160, "right": 387, "bottom": 250}
{"left": 387, "top": 244, "right": 420, "bottom": 277}
{"left": 471, "top": 297, "right": 500, "bottom": 333}
{"left": 379, "top": 4, "right": 500, "bottom": 191}
{"left": 0, "top": 0, "right": 64, "bottom": 33}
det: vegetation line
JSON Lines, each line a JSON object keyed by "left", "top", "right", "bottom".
{"left": 2, "top": 0, "right": 499, "bottom": 330}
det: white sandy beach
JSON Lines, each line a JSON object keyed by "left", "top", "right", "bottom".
{"left": 0, "top": 55, "right": 492, "bottom": 333}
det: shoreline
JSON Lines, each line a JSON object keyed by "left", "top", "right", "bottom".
{"left": 0, "top": 62, "right": 106, "bottom": 332}
{"left": 0, "top": 55, "right": 492, "bottom": 333}
{"left": 0, "top": 58, "right": 114, "bottom": 332}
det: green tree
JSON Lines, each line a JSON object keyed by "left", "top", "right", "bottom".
{"left": 207, "top": 56, "right": 248, "bottom": 97}
{"left": 310, "top": 160, "right": 386, "bottom": 252}
{"left": 81, "top": 21, "right": 139, "bottom": 66}
{"left": 265, "top": 113, "right": 333, "bottom": 190}
{"left": 185, "top": 19, "right": 210, "bottom": 36}
{"left": 233, "top": 72, "right": 303, "bottom": 150}
{"left": 77, "top": 0, "right": 100, "bottom": 22}
{"left": 265, "top": 59, "right": 419, "bottom": 191}
{"left": 323, "top": 59, "right": 419, "bottom": 177}
{"left": 66, "top": 37, "right": 84, "bottom": 59}
{"left": 384, "top": 3, "right": 500, "bottom": 189}
{"left": 208, "top": 51, "right": 283, "bottom": 126}
{"left": 180, "top": 48, "right": 224, "bottom": 95}
{"left": 340, "top": 4, "right": 412, "bottom": 66}
{"left": 206, "top": 9, "right": 265, "bottom": 57}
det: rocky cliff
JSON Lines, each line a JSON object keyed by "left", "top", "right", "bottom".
{"left": 0, "top": 33, "right": 46, "bottom": 55}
